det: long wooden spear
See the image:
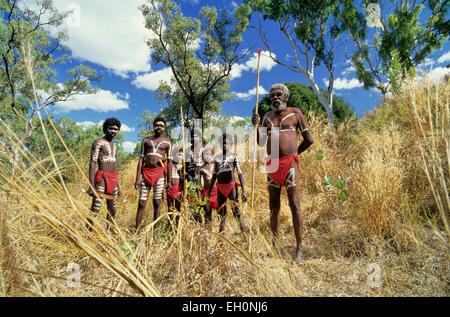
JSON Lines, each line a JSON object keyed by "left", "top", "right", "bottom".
{"left": 251, "top": 48, "right": 262, "bottom": 210}
{"left": 180, "top": 106, "right": 186, "bottom": 199}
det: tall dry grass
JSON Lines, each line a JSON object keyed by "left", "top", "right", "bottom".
{"left": 0, "top": 68, "right": 448, "bottom": 296}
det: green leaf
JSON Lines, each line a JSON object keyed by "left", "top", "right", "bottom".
{"left": 118, "top": 242, "right": 135, "bottom": 250}
{"left": 323, "top": 175, "right": 335, "bottom": 190}
{"left": 317, "top": 149, "right": 326, "bottom": 160}
{"left": 336, "top": 176, "right": 346, "bottom": 189}
{"left": 338, "top": 190, "right": 349, "bottom": 201}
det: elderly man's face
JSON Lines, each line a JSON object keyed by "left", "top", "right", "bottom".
{"left": 270, "top": 89, "right": 288, "bottom": 111}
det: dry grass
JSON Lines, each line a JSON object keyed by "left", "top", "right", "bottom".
{"left": 0, "top": 76, "right": 448, "bottom": 297}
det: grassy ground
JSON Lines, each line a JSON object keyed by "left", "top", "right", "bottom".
{"left": 0, "top": 77, "right": 448, "bottom": 297}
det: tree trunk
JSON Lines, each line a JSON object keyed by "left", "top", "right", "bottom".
{"left": 307, "top": 75, "right": 335, "bottom": 131}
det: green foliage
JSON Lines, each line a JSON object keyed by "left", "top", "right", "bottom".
{"left": 245, "top": 0, "right": 353, "bottom": 127}
{"left": 316, "top": 149, "right": 326, "bottom": 160}
{"left": 140, "top": 0, "right": 250, "bottom": 128}
{"left": 24, "top": 115, "right": 129, "bottom": 182}
{"left": 186, "top": 181, "right": 209, "bottom": 218}
{"left": 318, "top": 149, "right": 349, "bottom": 202}
{"left": 117, "top": 241, "right": 136, "bottom": 260}
{"left": 0, "top": 0, "right": 100, "bottom": 177}
{"left": 257, "top": 82, "right": 355, "bottom": 126}
{"left": 338, "top": 0, "right": 449, "bottom": 94}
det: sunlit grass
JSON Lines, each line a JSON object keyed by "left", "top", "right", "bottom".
{"left": 0, "top": 69, "right": 448, "bottom": 296}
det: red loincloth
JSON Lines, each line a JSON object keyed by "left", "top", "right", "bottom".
{"left": 266, "top": 155, "right": 299, "bottom": 187}
{"left": 95, "top": 170, "right": 119, "bottom": 194}
{"left": 216, "top": 182, "right": 240, "bottom": 198}
{"left": 201, "top": 187, "right": 219, "bottom": 209}
{"left": 142, "top": 166, "right": 166, "bottom": 186}
{"left": 167, "top": 184, "right": 182, "bottom": 200}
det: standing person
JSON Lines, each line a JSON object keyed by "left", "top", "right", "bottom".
{"left": 134, "top": 116, "right": 172, "bottom": 231}
{"left": 167, "top": 148, "right": 184, "bottom": 228}
{"left": 199, "top": 146, "right": 218, "bottom": 224}
{"left": 185, "top": 128, "right": 204, "bottom": 184}
{"left": 207, "top": 134, "right": 247, "bottom": 234}
{"left": 86, "top": 118, "right": 122, "bottom": 229}
{"left": 252, "top": 83, "right": 314, "bottom": 263}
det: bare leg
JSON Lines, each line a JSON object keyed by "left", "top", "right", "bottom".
{"left": 268, "top": 184, "right": 282, "bottom": 248}
{"left": 135, "top": 199, "right": 148, "bottom": 229}
{"left": 106, "top": 186, "right": 119, "bottom": 230}
{"left": 136, "top": 180, "right": 151, "bottom": 229}
{"left": 217, "top": 192, "right": 227, "bottom": 233}
{"left": 152, "top": 198, "right": 162, "bottom": 231}
{"left": 204, "top": 205, "right": 212, "bottom": 224}
{"left": 167, "top": 196, "right": 177, "bottom": 231}
{"left": 87, "top": 179, "right": 105, "bottom": 231}
{"left": 286, "top": 164, "right": 304, "bottom": 263}
{"left": 229, "top": 186, "right": 247, "bottom": 233}
{"left": 152, "top": 176, "right": 165, "bottom": 234}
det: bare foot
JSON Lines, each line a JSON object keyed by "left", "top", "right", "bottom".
{"left": 293, "top": 247, "right": 304, "bottom": 264}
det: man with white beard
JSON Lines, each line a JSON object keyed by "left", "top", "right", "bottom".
{"left": 252, "top": 83, "right": 314, "bottom": 263}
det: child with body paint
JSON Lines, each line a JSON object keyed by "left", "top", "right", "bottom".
{"left": 167, "top": 148, "right": 184, "bottom": 228}
{"left": 207, "top": 133, "right": 248, "bottom": 233}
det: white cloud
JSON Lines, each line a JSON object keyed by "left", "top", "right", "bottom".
{"left": 231, "top": 51, "right": 277, "bottom": 79}
{"left": 47, "top": 0, "right": 152, "bottom": 78}
{"left": 54, "top": 89, "right": 130, "bottom": 113}
{"left": 341, "top": 65, "right": 356, "bottom": 76}
{"left": 425, "top": 67, "right": 450, "bottom": 82}
{"left": 324, "top": 77, "right": 363, "bottom": 90}
{"left": 418, "top": 57, "right": 435, "bottom": 69}
{"left": 120, "top": 124, "right": 135, "bottom": 133}
{"left": 132, "top": 67, "right": 174, "bottom": 91}
{"left": 76, "top": 120, "right": 134, "bottom": 133}
{"left": 122, "top": 141, "right": 138, "bottom": 153}
{"left": 437, "top": 51, "right": 450, "bottom": 65}
{"left": 233, "top": 85, "right": 268, "bottom": 100}
{"left": 76, "top": 121, "right": 98, "bottom": 130}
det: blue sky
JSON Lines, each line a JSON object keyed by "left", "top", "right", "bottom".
{"left": 25, "top": 0, "right": 449, "bottom": 152}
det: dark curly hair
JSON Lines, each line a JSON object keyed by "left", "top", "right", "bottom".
{"left": 103, "top": 118, "right": 121, "bottom": 133}
{"left": 153, "top": 116, "right": 167, "bottom": 127}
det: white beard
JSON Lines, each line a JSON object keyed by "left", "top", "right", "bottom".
{"left": 271, "top": 100, "right": 287, "bottom": 111}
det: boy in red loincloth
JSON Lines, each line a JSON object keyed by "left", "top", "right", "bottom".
{"left": 199, "top": 146, "right": 218, "bottom": 224}
{"left": 86, "top": 118, "right": 122, "bottom": 229}
{"left": 207, "top": 134, "right": 247, "bottom": 233}
{"left": 134, "top": 116, "right": 172, "bottom": 231}
{"left": 167, "top": 148, "right": 184, "bottom": 228}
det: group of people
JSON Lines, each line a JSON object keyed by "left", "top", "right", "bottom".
{"left": 86, "top": 83, "right": 313, "bottom": 263}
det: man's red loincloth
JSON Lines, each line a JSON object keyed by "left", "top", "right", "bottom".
{"left": 95, "top": 170, "right": 119, "bottom": 194}
{"left": 216, "top": 182, "right": 240, "bottom": 198}
{"left": 201, "top": 187, "right": 219, "bottom": 209}
{"left": 142, "top": 166, "right": 166, "bottom": 186}
{"left": 167, "top": 184, "right": 182, "bottom": 200}
{"left": 266, "top": 155, "right": 299, "bottom": 187}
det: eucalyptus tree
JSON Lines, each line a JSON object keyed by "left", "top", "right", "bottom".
{"left": 0, "top": 0, "right": 99, "bottom": 172}
{"left": 140, "top": 0, "right": 251, "bottom": 129}
{"left": 336, "top": 0, "right": 449, "bottom": 94}
{"left": 244, "top": 0, "right": 346, "bottom": 130}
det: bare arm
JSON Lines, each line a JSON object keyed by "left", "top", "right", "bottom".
{"left": 251, "top": 112, "right": 268, "bottom": 146}
{"left": 134, "top": 157, "right": 143, "bottom": 190}
{"left": 134, "top": 139, "right": 145, "bottom": 190}
{"left": 166, "top": 142, "right": 173, "bottom": 189}
{"left": 235, "top": 154, "right": 247, "bottom": 201}
{"left": 207, "top": 161, "right": 218, "bottom": 197}
{"left": 295, "top": 109, "right": 314, "bottom": 154}
{"left": 88, "top": 140, "right": 98, "bottom": 194}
